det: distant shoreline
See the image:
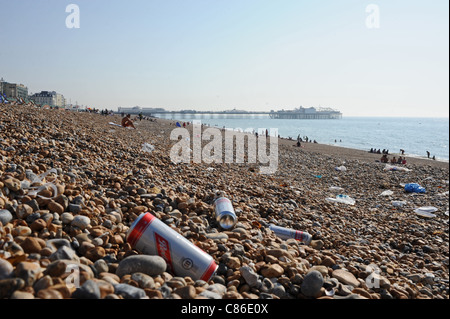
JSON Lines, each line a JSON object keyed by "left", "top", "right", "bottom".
{"left": 155, "top": 117, "right": 449, "bottom": 170}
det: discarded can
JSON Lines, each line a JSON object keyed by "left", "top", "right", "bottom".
{"left": 214, "top": 197, "right": 237, "bottom": 230}
{"left": 269, "top": 224, "right": 312, "bottom": 245}
{"left": 127, "top": 212, "right": 218, "bottom": 282}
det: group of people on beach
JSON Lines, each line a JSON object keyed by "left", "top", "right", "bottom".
{"left": 372, "top": 148, "right": 408, "bottom": 165}
{"left": 369, "top": 148, "right": 390, "bottom": 155}
{"left": 294, "top": 134, "right": 318, "bottom": 147}
{"left": 380, "top": 154, "right": 407, "bottom": 165}
{"left": 120, "top": 113, "right": 157, "bottom": 129}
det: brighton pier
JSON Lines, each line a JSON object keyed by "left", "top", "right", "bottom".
{"left": 117, "top": 106, "right": 343, "bottom": 120}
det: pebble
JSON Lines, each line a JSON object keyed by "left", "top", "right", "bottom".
{"left": 131, "top": 272, "right": 155, "bottom": 289}
{"left": 116, "top": 255, "right": 167, "bottom": 277}
{"left": 0, "top": 259, "right": 14, "bottom": 280}
{"left": 174, "top": 285, "right": 196, "bottom": 299}
{"left": 14, "top": 262, "right": 42, "bottom": 286}
{"left": 20, "top": 237, "right": 45, "bottom": 254}
{"left": 114, "top": 283, "right": 147, "bottom": 299}
{"left": 71, "top": 215, "right": 91, "bottom": 230}
{"left": 240, "top": 266, "right": 261, "bottom": 288}
{"left": 60, "top": 212, "right": 74, "bottom": 224}
{"left": 0, "top": 210, "right": 12, "bottom": 225}
{"left": 261, "top": 264, "right": 284, "bottom": 278}
{"left": 332, "top": 269, "right": 360, "bottom": 288}
{"left": 0, "top": 278, "right": 25, "bottom": 299}
{"left": 72, "top": 279, "right": 101, "bottom": 299}
{"left": 301, "top": 270, "right": 324, "bottom": 297}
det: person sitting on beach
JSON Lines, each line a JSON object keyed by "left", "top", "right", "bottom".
{"left": 121, "top": 114, "right": 136, "bottom": 129}
{"left": 381, "top": 154, "right": 389, "bottom": 163}
{"left": 402, "top": 157, "right": 407, "bottom": 165}
{"left": 397, "top": 156, "right": 403, "bottom": 164}
{"left": 391, "top": 157, "right": 397, "bottom": 164}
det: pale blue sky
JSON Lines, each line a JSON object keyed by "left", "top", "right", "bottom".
{"left": 0, "top": 0, "right": 448, "bottom": 117}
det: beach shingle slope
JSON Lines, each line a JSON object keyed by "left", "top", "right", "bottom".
{"left": 0, "top": 105, "right": 448, "bottom": 299}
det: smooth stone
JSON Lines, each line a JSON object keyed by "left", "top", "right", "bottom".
{"left": 0, "top": 209, "right": 13, "bottom": 225}
{"left": 71, "top": 215, "right": 91, "bottom": 230}
{"left": 332, "top": 269, "right": 360, "bottom": 288}
{"left": 10, "top": 291, "right": 35, "bottom": 299}
{"left": 198, "top": 290, "right": 222, "bottom": 299}
{"left": 4, "top": 178, "right": 21, "bottom": 192}
{"left": 206, "top": 233, "right": 229, "bottom": 242}
{"left": 116, "top": 255, "right": 167, "bottom": 278}
{"left": 49, "top": 245, "right": 80, "bottom": 262}
{"left": 271, "top": 283, "right": 286, "bottom": 298}
{"left": 301, "top": 270, "right": 324, "bottom": 297}
{"left": 60, "top": 212, "right": 74, "bottom": 224}
{"left": 207, "top": 283, "right": 227, "bottom": 296}
{"left": 72, "top": 279, "right": 101, "bottom": 299}
{"left": 240, "top": 266, "right": 260, "bottom": 288}
{"left": 114, "top": 283, "right": 147, "bottom": 299}
{"left": 131, "top": 272, "right": 155, "bottom": 289}
{"left": 47, "top": 201, "right": 64, "bottom": 215}
{"left": 16, "top": 204, "right": 33, "bottom": 219}
{"left": 44, "top": 260, "right": 94, "bottom": 280}
{"left": 174, "top": 285, "right": 196, "bottom": 299}
{"left": 94, "top": 259, "right": 109, "bottom": 274}
{"left": 0, "top": 278, "right": 25, "bottom": 299}
{"left": 68, "top": 204, "right": 82, "bottom": 214}
{"left": 14, "top": 262, "right": 42, "bottom": 286}
{"left": 261, "top": 264, "right": 284, "bottom": 278}
{"left": 46, "top": 239, "right": 71, "bottom": 252}
{"left": 21, "top": 237, "right": 45, "bottom": 254}
{"left": 0, "top": 259, "right": 14, "bottom": 280}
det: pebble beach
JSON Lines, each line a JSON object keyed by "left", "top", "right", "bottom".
{"left": 0, "top": 104, "right": 448, "bottom": 300}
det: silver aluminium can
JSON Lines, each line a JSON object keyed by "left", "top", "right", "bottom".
{"left": 269, "top": 224, "right": 312, "bottom": 245}
{"left": 214, "top": 197, "right": 237, "bottom": 230}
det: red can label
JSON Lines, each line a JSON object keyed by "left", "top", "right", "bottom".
{"left": 127, "top": 213, "right": 155, "bottom": 247}
{"left": 155, "top": 233, "right": 174, "bottom": 273}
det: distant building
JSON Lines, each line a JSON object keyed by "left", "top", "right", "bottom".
{"left": 118, "top": 106, "right": 166, "bottom": 115}
{"left": 30, "top": 91, "right": 66, "bottom": 107}
{"left": 1, "top": 81, "right": 28, "bottom": 100}
{"left": 270, "top": 107, "right": 342, "bottom": 119}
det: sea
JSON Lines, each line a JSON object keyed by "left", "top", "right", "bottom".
{"left": 156, "top": 115, "right": 449, "bottom": 162}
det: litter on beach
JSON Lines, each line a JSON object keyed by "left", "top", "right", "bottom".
{"left": 405, "top": 183, "right": 426, "bottom": 193}
{"left": 380, "top": 190, "right": 394, "bottom": 196}
{"left": 329, "top": 186, "right": 344, "bottom": 192}
{"left": 142, "top": 143, "right": 155, "bottom": 153}
{"left": 335, "top": 166, "right": 347, "bottom": 171}
{"left": 413, "top": 206, "right": 438, "bottom": 218}
{"left": 384, "top": 164, "right": 411, "bottom": 172}
{"left": 326, "top": 194, "right": 356, "bottom": 205}
{"left": 392, "top": 201, "right": 407, "bottom": 207}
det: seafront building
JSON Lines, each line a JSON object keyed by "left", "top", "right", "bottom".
{"left": 0, "top": 79, "right": 28, "bottom": 100}
{"left": 29, "top": 91, "right": 66, "bottom": 107}
{"left": 269, "top": 107, "right": 342, "bottom": 119}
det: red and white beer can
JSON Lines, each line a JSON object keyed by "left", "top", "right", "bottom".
{"left": 269, "top": 224, "right": 312, "bottom": 245}
{"left": 127, "top": 212, "right": 218, "bottom": 282}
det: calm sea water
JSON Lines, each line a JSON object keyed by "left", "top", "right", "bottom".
{"left": 157, "top": 115, "right": 449, "bottom": 162}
